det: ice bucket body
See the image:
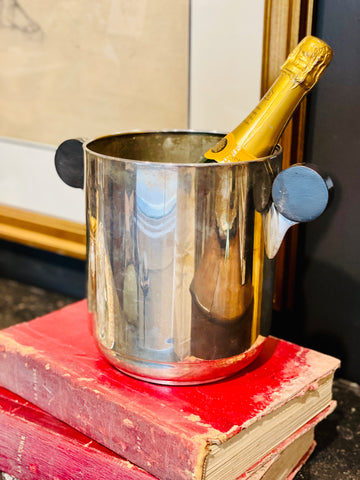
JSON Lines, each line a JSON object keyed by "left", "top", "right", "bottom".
{"left": 84, "top": 131, "right": 283, "bottom": 384}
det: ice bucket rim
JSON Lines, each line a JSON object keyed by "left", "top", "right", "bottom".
{"left": 83, "top": 129, "right": 282, "bottom": 167}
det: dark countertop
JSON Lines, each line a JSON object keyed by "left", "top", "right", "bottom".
{"left": 0, "top": 278, "right": 359, "bottom": 480}
{"left": 0, "top": 278, "right": 77, "bottom": 329}
{"left": 296, "top": 379, "right": 360, "bottom": 480}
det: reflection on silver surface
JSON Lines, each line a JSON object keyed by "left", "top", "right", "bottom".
{"left": 263, "top": 204, "right": 298, "bottom": 259}
{"left": 84, "top": 132, "right": 283, "bottom": 384}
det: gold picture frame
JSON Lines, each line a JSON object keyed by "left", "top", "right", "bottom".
{"left": 261, "top": 0, "right": 314, "bottom": 310}
{"left": 0, "top": 204, "right": 86, "bottom": 260}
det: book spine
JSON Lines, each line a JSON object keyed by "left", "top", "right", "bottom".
{"left": 0, "top": 343, "right": 204, "bottom": 480}
{"left": 0, "top": 396, "right": 157, "bottom": 480}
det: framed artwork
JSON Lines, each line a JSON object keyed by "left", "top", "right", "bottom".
{"left": 0, "top": 0, "right": 314, "bottom": 310}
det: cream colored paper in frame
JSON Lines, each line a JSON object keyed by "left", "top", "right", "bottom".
{"left": 0, "top": 0, "right": 189, "bottom": 145}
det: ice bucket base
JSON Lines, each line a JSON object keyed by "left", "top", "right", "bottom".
{"left": 94, "top": 334, "right": 266, "bottom": 386}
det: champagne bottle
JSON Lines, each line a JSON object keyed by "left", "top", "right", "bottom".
{"left": 204, "top": 36, "right": 333, "bottom": 163}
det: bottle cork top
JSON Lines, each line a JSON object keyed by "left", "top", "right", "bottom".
{"left": 281, "top": 36, "right": 333, "bottom": 90}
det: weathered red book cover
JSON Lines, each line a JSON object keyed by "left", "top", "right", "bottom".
{"left": 0, "top": 300, "right": 340, "bottom": 480}
{"left": 0, "top": 387, "right": 157, "bottom": 480}
{"left": 0, "top": 386, "right": 335, "bottom": 480}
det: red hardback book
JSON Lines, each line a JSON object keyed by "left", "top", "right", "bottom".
{"left": 0, "top": 387, "right": 156, "bottom": 480}
{"left": 0, "top": 386, "right": 334, "bottom": 480}
{"left": 0, "top": 300, "right": 340, "bottom": 480}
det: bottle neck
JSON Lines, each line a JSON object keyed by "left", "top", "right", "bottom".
{"left": 233, "top": 73, "right": 306, "bottom": 158}
{"left": 205, "top": 73, "right": 307, "bottom": 162}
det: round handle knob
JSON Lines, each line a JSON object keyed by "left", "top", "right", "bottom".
{"left": 272, "top": 163, "right": 334, "bottom": 223}
{"left": 54, "top": 139, "right": 85, "bottom": 189}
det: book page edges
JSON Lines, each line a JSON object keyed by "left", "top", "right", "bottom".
{"left": 241, "top": 400, "right": 336, "bottom": 480}
{"left": 204, "top": 373, "right": 336, "bottom": 480}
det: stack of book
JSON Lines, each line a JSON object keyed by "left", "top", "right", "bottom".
{"left": 0, "top": 300, "right": 340, "bottom": 480}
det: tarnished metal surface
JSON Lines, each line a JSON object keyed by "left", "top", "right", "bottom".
{"left": 84, "top": 131, "right": 283, "bottom": 384}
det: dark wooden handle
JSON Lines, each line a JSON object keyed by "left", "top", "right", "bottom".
{"left": 54, "top": 139, "right": 85, "bottom": 189}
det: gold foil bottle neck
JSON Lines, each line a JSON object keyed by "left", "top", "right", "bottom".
{"left": 281, "top": 35, "right": 333, "bottom": 90}
{"left": 204, "top": 35, "right": 333, "bottom": 163}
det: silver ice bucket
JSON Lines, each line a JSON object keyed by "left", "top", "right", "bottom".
{"left": 55, "top": 130, "right": 332, "bottom": 384}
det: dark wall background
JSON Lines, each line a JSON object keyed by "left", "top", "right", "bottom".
{"left": 273, "top": 0, "right": 360, "bottom": 383}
